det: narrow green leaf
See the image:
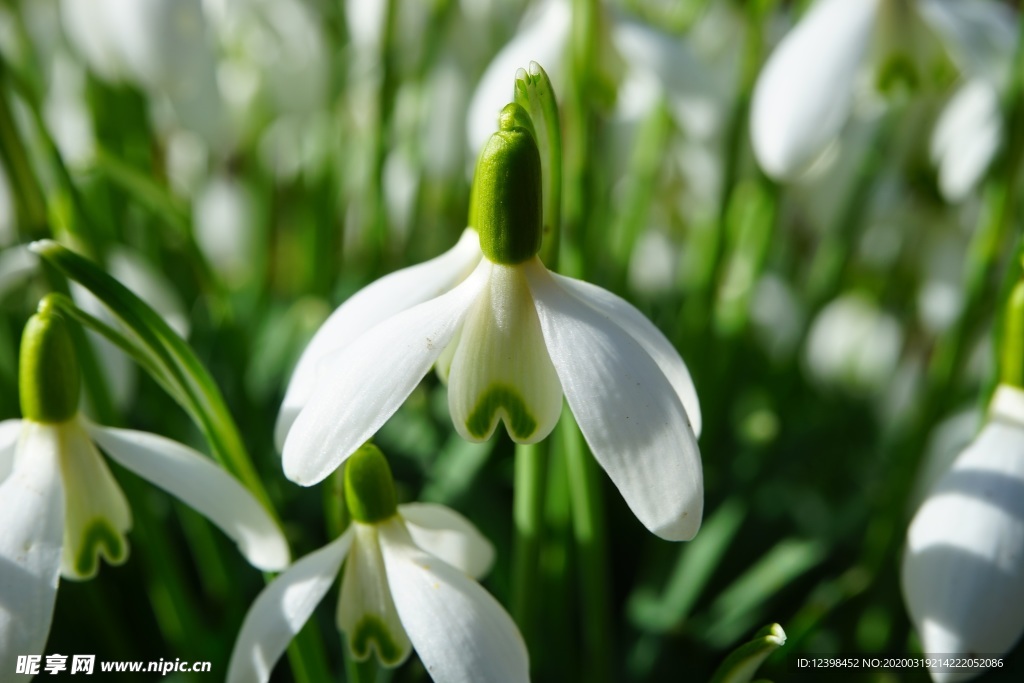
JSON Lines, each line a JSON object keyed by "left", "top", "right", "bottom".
{"left": 31, "top": 239, "right": 275, "bottom": 515}
{"left": 710, "top": 623, "right": 787, "bottom": 683}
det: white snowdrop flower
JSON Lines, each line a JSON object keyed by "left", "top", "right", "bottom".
{"left": 280, "top": 107, "right": 703, "bottom": 541}
{"left": 194, "top": 173, "right": 256, "bottom": 286}
{"left": 0, "top": 301, "right": 288, "bottom": 675}
{"left": 751, "top": 0, "right": 1015, "bottom": 181}
{"left": 903, "top": 384, "right": 1024, "bottom": 682}
{"left": 228, "top": 444, "right": 526, "bottom": 683}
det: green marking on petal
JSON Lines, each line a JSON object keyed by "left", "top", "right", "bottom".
{"left": 74, "top": 518, "right": 127, "bottom": 578}
{"left": 466, "top": 383, "right": 537, "bottom": 441}
{"left": 349, "top": 614, "right": 405, "bottom": 667}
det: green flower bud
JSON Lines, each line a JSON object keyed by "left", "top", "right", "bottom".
{"left": 20, "top": 297, "right": 81, "bottom": 423}
{"left": 344, "top": 443, "right": 398, "bottom": 524}
{"left": 472, "top": 103, "right": 543, "bottom": 265}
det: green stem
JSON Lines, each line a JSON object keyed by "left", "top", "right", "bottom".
{"left": 561, "top": 410, "right": 612, "bottom": 683}
{"left": 511, "top": 440, "right": 547, "bottom": 647}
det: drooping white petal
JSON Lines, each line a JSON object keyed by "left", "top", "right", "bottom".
{"left": 398, "top": 503, "right": 495, "bottom": 579}
{"left": 337, "top": 524, "right": 411, "bottom": 667}
{"left": 378, "top": 519, "right": 529, "bottom": 683}
{"left": 750, "top": 0, "right": 882, "bottom": 180}
{"left": 0, "top": 422, "right": 65, "bottom": 675}
{"left": 276, "top": 229, "right": 481, "bottom": 449}
{"left": 447, "top": 263, "right": 564, "bottom": 445}
{"left": 227, "top": 530, "right": 353, "bottom": 683}
{"left": 467, "top": 0, "right": 572, "bottom": 152}
{"left": 917, "top": 0, "right": 1017, "bottom": 83}
{"left": 524, "top": 260, "right": 703, "bottom": 541}
{"left": 0, "top": 419, "right": 22, "bottom": 482}
{"left": 903, "top": 389, "right": 1024, "bottom": 678}
{"left": 283, "top": 259, "right": 490, "bottom": 486}
{"left": 57, "top": 420, "right": 132, "bottom": 580}
{"left": 87, "top": 424, "right": 290, "bottom": 571}
{"left": 930, "top": 79, "right": 1002, "bottom": 202}
{"left": 549, "top": 273, "right": 702, "bottom": 437}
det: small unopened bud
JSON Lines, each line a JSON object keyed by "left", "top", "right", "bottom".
{"left": 471, "top": 103, "right": 543, "bottom": 265}
{"left": 20, "top": 296, "right": 81, "bottom": 423}
{"left": 344, "top": 443, "right": 398, "bottom": 524}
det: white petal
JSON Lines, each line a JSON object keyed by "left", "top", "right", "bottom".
{"left": 378, "top": 520, "right": 529, "bottom": 683}
{"left": 57, "top": 420, "right": 131, "bottom": 580}
{"left": 398, "top": 503, "right": 495, "bottom": 579}
{"left": 902, "top": 420, "right": 1024, "bottom": 675}
{"left": 337, "top": 524, "right": 411, "bottom": 667}
{"left": 0, "top": 419, "right": 22, "bottom": 482}
{"left": 87, "top": 424, "right": 289, "bottom": 571}
{"left": 930, "top": 79, "right": 1002, "bottom": 202}
{"left": 0, "top": 422, "right": 65, "bottom": 675}
{"left": 227, "top": 530, "right": 353, "bottom": 683}
{"left": 276, "top": 230, "right": 482, "bottom": 449}
{"left": 283, "top": 260, "right": 490, "bottom": 486}
{"left": 524, "top": 260, "right": 703, "bottom": 541}
{"left": 447, "top": 263, "right": 564, "bottom": 444}
{"left": 467, "top": 0, "right": 572, "bottom": 153}
{"left": 549, "top": 273, "right": 702, "bottom": 437}
{"left": 750, "top": 0, "right": 882, "bottom": 180}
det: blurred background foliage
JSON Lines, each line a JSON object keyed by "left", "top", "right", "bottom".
{"left": 1, "top": 0, "right": 1024, "bottom": 681}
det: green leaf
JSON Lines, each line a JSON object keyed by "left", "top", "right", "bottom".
{"left": 31, "top": 239, "right": 275, "bottom": 515}
{"left": 709, "top": 623, "right": 787, "bottom": 683}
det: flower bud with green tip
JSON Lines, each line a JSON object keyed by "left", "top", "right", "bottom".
{"left": 344, "top": 443, "right": 398, "bottom": 524}
{"left": 19, "top": 297, "right": 81, "bottom": 424}
{"left": 473, "top": 102, "right": 543, "bottom": 265}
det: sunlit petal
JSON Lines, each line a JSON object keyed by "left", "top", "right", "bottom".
{"left": 283, "top": 259, "right": 490, "bottom": 486}
{"left": 87, "top": 424, "right": 289, "bottom": 571}
{"left": 550, "top": 273, "right": 702, "bottom": 437}
{"left": 378, "top": 520, "right": 529, "bottom": 683}
{"left": 0, "top": 422, "right": 65, "bottom": 675}
{"left": 227, "top": 530, "right": 353, "bottom": 683}
{"left": 903, "top": 386, "right": 1024, "bottom": 680}
{"left": 448, "top": 263, "right": 563, "bottom": 444}
{"left": 751, "top": 0, "right": 882, "bottom": 179}
{"left": 399, "top": 503, "right": 495, "bottom": 579}
{"left": 524, "top": 260, "right": 702, "bottom": 541}
{"left": 276, "top": 229, "right": 482, "bottom": 448}
{"left": 58, "top": 421, "right": 131, "bottom": 580}
{"left": 337, "top": 524, "right": 411, "bottom": 667}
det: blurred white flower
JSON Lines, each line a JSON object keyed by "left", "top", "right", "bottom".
{"left": 193, "top": 173, "right": 257, "bottom": 286}
{"left": 227, "top": 445, "right": 525, "bottom": 683}
{"left": 903, "top": 384, "right": 1024, "bottom": 682}
{"left": 805, "top": 293, "right": 902, "bottom": 394}
{"left": 930, "top": 79, "right": 1002, "bottom": 202}
{"left": 60, "top": 0, "right": 228, "bottom": 147}
{"left": 751, "top": 0, "right": 1015, "bottom": 181}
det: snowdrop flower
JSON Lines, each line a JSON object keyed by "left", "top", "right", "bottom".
{"left": 228, "top": 444, "right": 527, "bottom": 683}
{"left": 281, "top": 106, "right": 703, "bottom": 541}
{"left": 902, "top": 384, "right": 1024, "bottom": 682}
{"left": 751, "top": 0, "right": 1014, "bottom": 181}
{"left": 0, "top": 301, "right": 289, "bottom": 674}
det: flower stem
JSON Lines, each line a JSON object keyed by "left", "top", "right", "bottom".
{"left": 511, "top": 440, "right": 547, "bottom": 646}
{"left": 562, "top": 409, "right": 613, "bottom": 683}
